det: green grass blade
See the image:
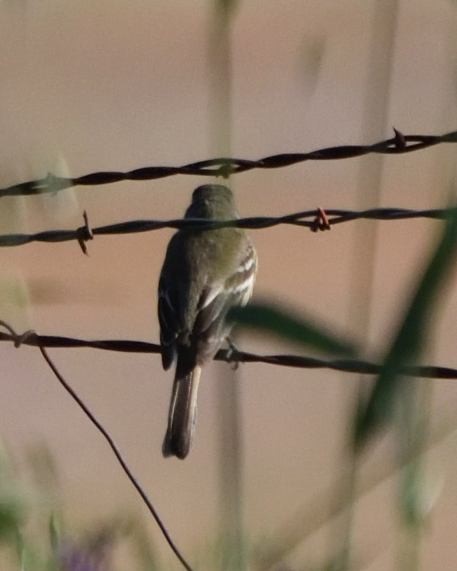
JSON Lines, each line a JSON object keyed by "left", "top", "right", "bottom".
{"left": 230, "top": 303, "right": 357, "bottom": 357}
{"left": 354, "top": 205, "right": 457, "bottom": 449}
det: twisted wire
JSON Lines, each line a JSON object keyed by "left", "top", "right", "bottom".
{"left": 1, "top": 129, "right": 455, "bottom": 198}
{"left": 1, "top": 329, "right": 456, "bottom": 380}
{"left": 0, "top": 206, "right": 451, "bottom": 250}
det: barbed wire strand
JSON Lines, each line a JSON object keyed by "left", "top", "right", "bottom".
{"left": 1, "top": 329, "right": 457, "bottom": 380}
{"left": 0, "top": 321, "right": 195, "bottom": 571}
{"left": 1, "top": 129, "right": 457, "bottom": 198}
{"left": 0, "top": 206, "right": 452, "bottom": 251}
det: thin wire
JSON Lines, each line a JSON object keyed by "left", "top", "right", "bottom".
{"left": 0, "top": 206, "right": 451, "bottom": 249}
{"left": 1, "top": 129, "right": 456, "bottom": 198}
{"left": 0, "top": 320, "right": 194, "bottom": 571}
{"left": 1, "top": 329, "right": 457, "bottom": 379}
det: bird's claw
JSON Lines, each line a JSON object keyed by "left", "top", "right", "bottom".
{"left": 225, "top": 337, "right": 240, "bottom": 370}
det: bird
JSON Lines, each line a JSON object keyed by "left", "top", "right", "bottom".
{"left": 158, "top": 184, "right": 257, "bottom": 459}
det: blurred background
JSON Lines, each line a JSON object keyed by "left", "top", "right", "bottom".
{"left": 1, "top": 1, "right": 457, "bottom": 569}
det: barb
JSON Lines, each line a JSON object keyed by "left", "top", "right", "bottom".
{"left": 0, "top": 321, "right": 194, "bottom": 571}
{"left": 1, "top": 129, "right": 456, "bottom": 198}
{"left": 1, "top": 328, "right": 457, "bottom": 380}
{"left": 0, "top": 207, "right": 452, "bottom": 249}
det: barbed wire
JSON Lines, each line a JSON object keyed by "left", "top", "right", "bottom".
{"left": 1, "top": 329, "right": 457, "bottom": 380}
{"left": 1, "top": 129, "right": 456, "bottom": 198}
{"left": 3, "top": 128, "right": 455, "bottom": 570}
{"left": 0, "top": 206, "right": 452, "bottom": 252}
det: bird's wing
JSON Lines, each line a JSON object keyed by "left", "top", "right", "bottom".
{"left": 158, "top": 272, "right": 181, "bottom": 370}
{"left": 193, "top": 242, "right": 257, "bottom": 361}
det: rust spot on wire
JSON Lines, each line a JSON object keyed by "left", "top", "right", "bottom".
{"left": 311, "top": 208, "right": 331, "bottom": 232}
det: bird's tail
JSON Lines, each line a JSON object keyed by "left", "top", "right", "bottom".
{"left": 162, "top": 360, "right": 202, "bottom": 459}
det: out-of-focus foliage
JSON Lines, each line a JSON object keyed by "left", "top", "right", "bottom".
{"left": 0, "top": 444, "right": 159, "bottom": 571}
{"left": 354, "top": 205, "right": 457, "bottom": 449}
{"left": 230, "top": 302, "right": 357, "bottom": 357}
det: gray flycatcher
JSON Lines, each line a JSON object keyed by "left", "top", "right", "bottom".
{"left": 158, "top": 184, "right": 257, "bottom": 459}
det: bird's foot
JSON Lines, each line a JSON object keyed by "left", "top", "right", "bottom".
{"left": 225, "top": 337, "right": 240, "bottom": 370}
